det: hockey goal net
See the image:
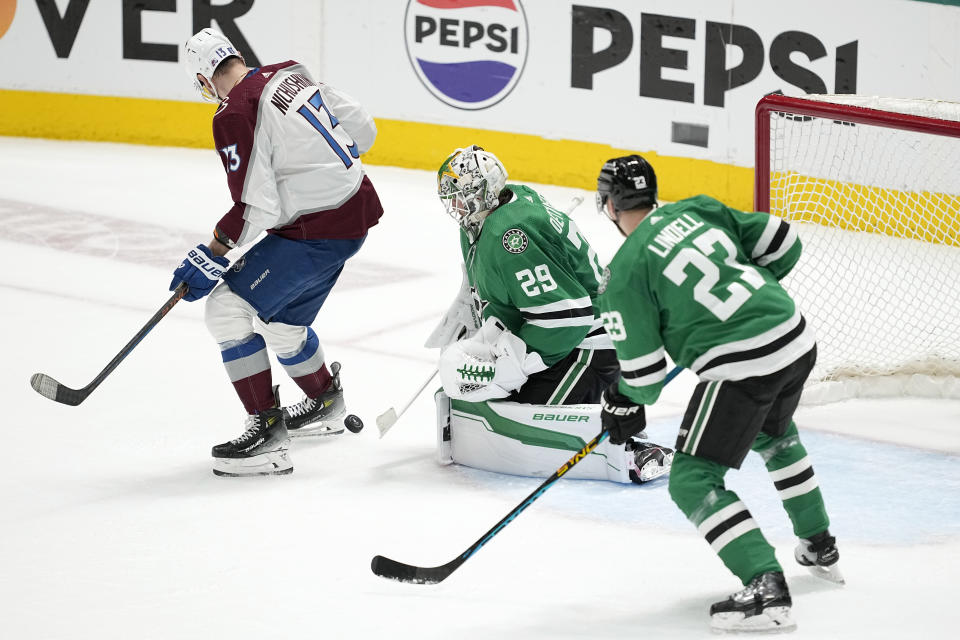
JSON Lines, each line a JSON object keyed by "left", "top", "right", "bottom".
{"left": 755, "top": 93, "right": 960, "bottom": 403}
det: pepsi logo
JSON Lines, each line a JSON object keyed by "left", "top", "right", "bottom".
{"left": 404, "top": 0, "right": 528, "bottom": 110}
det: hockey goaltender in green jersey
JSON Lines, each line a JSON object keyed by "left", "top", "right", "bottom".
{"left": 593, "top": 155, "right": 843, "bottom": 633}
{"left": 457, "top": 182, "right": 609, "bottom": 369}
{"left": 425, "top": 145, "right": 673, "bottom": 485}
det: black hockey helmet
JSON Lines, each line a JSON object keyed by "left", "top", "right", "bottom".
{"left": 596, "top": 155, "right": 658, "bottom": 218}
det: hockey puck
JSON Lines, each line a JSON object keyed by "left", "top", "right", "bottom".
{"left": 344, "top": 414, "right": 364, "bottom": 433}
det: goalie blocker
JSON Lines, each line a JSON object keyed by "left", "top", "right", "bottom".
{"left": 435, "top": 391, "right": 672, "bottom": 484}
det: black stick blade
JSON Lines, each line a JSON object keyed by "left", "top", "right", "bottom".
{"left": 30, "top": 373, "right": 86, "bottom": 406}
{"left": 370, "top": 555, "right": 462, "bottom": 585}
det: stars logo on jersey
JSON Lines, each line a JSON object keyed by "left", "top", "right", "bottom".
{"left": 502, "top": 228, "right": 528, "bottom": 254}
{"left": 598, "top": 266, "right": 611, "bottom": 294}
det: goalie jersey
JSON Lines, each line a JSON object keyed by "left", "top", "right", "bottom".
{"left": 461, "top": 184, "right": 612, "bottom": 365}
{"left": 600, "top": 195, "right": 816, "bottom": 405}
{"left": 211, "top": 61, "right": 382, "bottom": 248}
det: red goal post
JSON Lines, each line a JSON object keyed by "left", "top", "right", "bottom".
{"left": 754, "top": 93, "right": 960, "bottom": 403}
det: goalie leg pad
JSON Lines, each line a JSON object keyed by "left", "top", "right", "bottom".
{"left": 447, "top": 400, "right": 634, "bottom": 483}
{"left": 435, "top": 389, "right": 453, "bottom": 465}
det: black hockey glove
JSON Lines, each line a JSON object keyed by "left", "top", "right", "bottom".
{"left": 601, "top": 382, "right": 646, "bottom": 445}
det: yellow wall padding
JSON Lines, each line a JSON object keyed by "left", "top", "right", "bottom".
{"left": 0, "top": 89, "right": 756, "bottom": 210}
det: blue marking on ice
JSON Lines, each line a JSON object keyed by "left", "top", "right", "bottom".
{"left": 451, "top": 417, "right": 960, "bottom": 546}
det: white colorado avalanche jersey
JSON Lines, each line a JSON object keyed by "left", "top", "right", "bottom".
{"left": 211, "top": 61, "right": 381, "bottom": 248}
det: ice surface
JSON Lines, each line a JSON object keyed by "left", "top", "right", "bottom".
{"left": 1, "top": 138, "right": 956, "bottom": 639}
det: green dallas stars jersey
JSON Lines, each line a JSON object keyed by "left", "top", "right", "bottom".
{"left": 599, "top": 195, "right": 816, "bottom": 405}
{"left": 460, "top": 184, "right": 612, "bottom": 366}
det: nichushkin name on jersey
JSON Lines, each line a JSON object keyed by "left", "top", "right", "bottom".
{"left": 270, "top": 73, "right": 315, "bottom": 115}
{"left": 648, "top": 214, "right": 705, "bottom": 258}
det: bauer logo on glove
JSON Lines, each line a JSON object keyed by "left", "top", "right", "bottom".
{"left": 187, "top": 248, "right": 227, "bottom": 280}
{"left": 600, "top": 382, "right": 646, "bottom": 445}
{"left": 170, "top": 243, "right": 231, "bottom": 302}
{"left": 601, "top": 401, "right": 640, "bottom": 417}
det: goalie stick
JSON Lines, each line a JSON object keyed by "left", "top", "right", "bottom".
{"left": 371, "top": 364, "right": 683, "bottom": 584}
{"left": 30, "top": 284, "right": 188, "bottom": 406}
{"left": 376, "top": 368, "right": 438, "bottom": 438}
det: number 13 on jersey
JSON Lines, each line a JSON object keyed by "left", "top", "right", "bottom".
{"left": 297, "top": 91, "right": 359, "bottom": 168}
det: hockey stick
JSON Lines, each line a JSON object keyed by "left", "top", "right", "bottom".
{"left": 371, "top": 364, "right": 683, "bottom": 584}
{"left": 376, "top": 368, "right": 438, "bottom": 438}
{"left": 664, "top": 364, "right": 682, "bottom": 385}
{"left": 30, "top": 284, "right": 188, "bottom": 406}
{"left": 566, "top": 194, "right": 584, "bottom": 211}
{"left": 371, "top": 429, "right": 609, "bottom": 584}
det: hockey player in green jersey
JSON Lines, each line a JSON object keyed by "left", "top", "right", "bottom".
{"left": 594, "top": 155, "right": 842, "bottom": 633}
{"left": 426, "top": 145, "right": 673, "bottom": 484}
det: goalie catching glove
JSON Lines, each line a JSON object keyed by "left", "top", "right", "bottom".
{"left": 601, "top": 382, "right": 646, "bottom": 445}
{"left": 439, "top": 316, "right": 547, "bottom": 402}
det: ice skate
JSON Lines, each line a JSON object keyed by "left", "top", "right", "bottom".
{"left": 283, "top": 361, "right": 349, "bottom": 438}
{"left": 710, "top": 571, "right": 796, "bottom": 633}
{"left": 212, "top": 387, "right": 292, "bottom": 477}
{"left": 795, "top": 530, "right": 844, "bottom": 584}
{"left": 627, "top": 440, "right": 673, "bottom": 484}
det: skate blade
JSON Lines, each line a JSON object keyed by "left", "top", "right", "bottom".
{"left": 213, "top": 449, "right": 293, "bottom": 477}
{"left": 288, "top": 422, "right": 346, "bottom": 438}
{"left": 288, "top": 409, "right": 348, "bottom": 438}
{"left": 711, "top": 606, "right": 796, "bottom": 634}
{"left": 806, "top": 563, "right": 845, "bottom": 585}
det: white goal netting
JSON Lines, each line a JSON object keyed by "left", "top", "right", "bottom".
{"left": 760, "top": 94, "right": 960, "bottom": 403}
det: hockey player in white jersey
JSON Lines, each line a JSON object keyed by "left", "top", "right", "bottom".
{"left": 427, "top": 146, "right": 673, "bottom": 484}
{"left": 171, "top": 28, "right": 383, "bottom": 476}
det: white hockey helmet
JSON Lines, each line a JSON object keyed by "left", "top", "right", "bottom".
{"left": 437, "top": 145, "right": 508, "bottom": 241}
{"left": 183, "top": 28, "right": 243, "bottom": 103}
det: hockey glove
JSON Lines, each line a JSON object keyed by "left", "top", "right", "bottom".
{"left": 424, "top": 263, "right": 480, "bottom": 348}
{"left": 439, "top": 317, "right": 546, "bottom": 402}
{"left": 601, "top": 382, "right": 646, "bottom": 445}
{"left": 169, "top": 244, "right": 230, "bottom": 302}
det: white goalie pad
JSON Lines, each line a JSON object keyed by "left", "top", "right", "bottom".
{"left": 435, "top": 389, "right": 453, "bottom": 465}
{"left": 445, "top": 400, "right": 633, "bottom": 484}
{"left": 439, "top": 318, "right": 547, "bottom": 402}
{"left": 424, "top": 263, "right": 480, "bottom": 349}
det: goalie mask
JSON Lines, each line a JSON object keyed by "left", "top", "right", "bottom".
{"left": 596, "top": 155, "right": 658, "bottom": 234}
{"left": 183, "top": 28, "right": 243, "bottom": 103}
{"left": 438, "top": 145, "right": 508, "bottom": 242}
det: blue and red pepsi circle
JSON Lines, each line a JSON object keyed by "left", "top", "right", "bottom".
{"left": 404, "top": 0, "right": 528, "bottom": 110}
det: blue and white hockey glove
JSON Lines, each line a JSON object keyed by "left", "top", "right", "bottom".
{"left": 601, "top": 382, "right": 646, "bottom": 445}
{"left": 169, "top": 244, "right": 230, "bottom": 302}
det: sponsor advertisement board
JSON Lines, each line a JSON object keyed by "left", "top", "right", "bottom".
{"left": 2, "top": 0, "right": 959, "bottom": 207}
